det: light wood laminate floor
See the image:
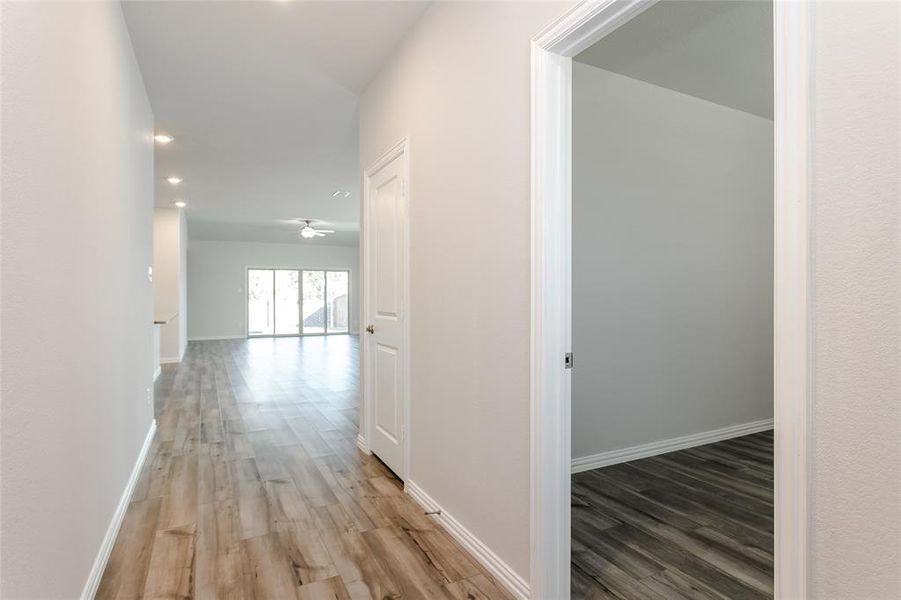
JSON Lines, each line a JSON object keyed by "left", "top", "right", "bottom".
{"left": 572, "top": 431, "right": 774, "bottom": 600}
{"left": 97, "top": 336, "right": 512, "bottom": 600}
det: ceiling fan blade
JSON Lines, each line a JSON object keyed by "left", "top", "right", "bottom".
{"left": 314, "top": 232, "right": 326, "bottom": 237}
{"left": 316, "top": 229, "right": 335, "bottom": 233}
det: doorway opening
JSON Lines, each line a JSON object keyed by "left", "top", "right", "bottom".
{"left": 571, "top": 1, "right": 774, "bottom": 597}
{"left": 247, "top": 268, "right": 350, "bottom": 337}
{"left": 530, "top": 1, "right": 813, "bottom": 598}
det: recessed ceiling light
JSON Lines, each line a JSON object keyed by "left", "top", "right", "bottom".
{"left": 167, "top": 177, "right": 182, "bottom": 185}
{"left": 332, "top": 190, "right": 350, "bottom": 198}
{"left": 174, "top": 201, "right": 187, "bottom": 208}
{"left": 154, "top": 134, "right": 174, "bottom": 144}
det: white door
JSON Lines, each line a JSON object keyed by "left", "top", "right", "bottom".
{"left": 364, "top": 141, "right": 408, "bottom": 479}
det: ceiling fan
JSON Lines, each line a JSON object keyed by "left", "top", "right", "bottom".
{"left": 297, "top": 219, "right": 335, "bottom": 239}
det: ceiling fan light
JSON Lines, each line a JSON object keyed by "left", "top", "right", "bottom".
{"left": 300, "top": 226, "right": 317, "bottom": 239}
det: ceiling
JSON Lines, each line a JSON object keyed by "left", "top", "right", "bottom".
{"left": 576, "top": 1, "right": 773, "bottom": 119}
{"left": 122, "top": 1, "right": 430, "bottom": 246}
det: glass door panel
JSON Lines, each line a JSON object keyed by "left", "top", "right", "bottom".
{"left": 274, "top": 270, "right": 300, "bottom": 335}
{"left": 247, "top": 269, "right": 274, "bottom": 336}
{"left": 326, "top": 271, "right": 349, "bottom": 333}
{"left": 302, "top": 270, "right": 325, "bottom": 334}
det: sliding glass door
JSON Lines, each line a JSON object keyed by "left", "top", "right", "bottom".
{"left": 326, "top": 271, "right": 349, "bottom": 333}
{"left": 248, "top": 269, "right": 275, "bottom": 336}
{"left": 274, "top": 270, "right": 300, "bottom": 335}
{"left": 302, "top": 270, "right": 325, "bottom": 334}
{"left": 247, "top": 268, "right": 350, "bottom": 337}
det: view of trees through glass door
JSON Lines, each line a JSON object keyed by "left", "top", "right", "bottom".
{"left": 247, "top": 268, "right": 349, "bottom": 336}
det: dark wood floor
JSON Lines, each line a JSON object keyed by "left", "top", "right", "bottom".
{"left": 572, "top": 431, "right": 774, "bottom": 600}
{"left": 97, "top": 336, "right": 511, "bottom": 600}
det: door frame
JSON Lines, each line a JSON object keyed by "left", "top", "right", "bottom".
{"left": 360, "top": 137, "right": 412, "bottom": 482}
{"left": 530, "top": 1, "right": 813, "bottom": 598}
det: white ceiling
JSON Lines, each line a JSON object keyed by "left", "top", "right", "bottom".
{"left": 122, "top": 1, "right": 430, "bottom": 246}
{"left": 575, "top": 0, "right": 773, "bottom": 119}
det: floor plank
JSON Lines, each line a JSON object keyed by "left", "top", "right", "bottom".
{"left": 572, "top": 432, "right": 774, "bottom": 600}
{"left": 97, "top": 336, "right": 511, "bottom": 599}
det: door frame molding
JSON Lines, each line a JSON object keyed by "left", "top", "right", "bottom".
{"left": 530, "top": 1, "right": 814, "bottom": 598}
{"left": 360, "top": 137, "right": 412, "bottom": 482}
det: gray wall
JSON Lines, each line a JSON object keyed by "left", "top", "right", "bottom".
{"left": 572, "top": 63, "right": 774, "bottom": 460}
{"left": 1, "top": 2, "right": 155, "bottom": 596}
{"left": 187, "top": 239, "right": 360, "bottom": 339}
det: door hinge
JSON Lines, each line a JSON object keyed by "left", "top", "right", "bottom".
{"left": 564, "top": 352, "right": 574, "bottom": 370}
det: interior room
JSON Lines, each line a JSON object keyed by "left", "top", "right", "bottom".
{"left": 571, "top": 2, "right": 775, "bottom": 597}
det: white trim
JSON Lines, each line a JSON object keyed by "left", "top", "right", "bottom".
{"left": 153, "top": 365, "right": 162, "bottom": 381}
{"left": 361, "top": 138, "right": 412, "bottom": 482}
{"left": 356, "top": 433, "right": 370, "bottom": 454}
{"left": 406, "top": 481, "right": 529, "bottom": 600}
{"left": 571, "top": 419, "right": 775, "bottom": 474}
{"left": 530, "top": 40, "right": 572, "bottom": 600}
{"left": 187, "top": 335, "right": 246, "bottom": 342}
{"left": 81, "top": 419, "right": 157, "bottom": 600}
{"left": 531, "top": 1, "right": 813, "bottom": 598}
{"left": 773, "top": 1, "right": 813, "bottom": 597}
{"left": 533, "top": 0, "right": 658, "bottom": 56}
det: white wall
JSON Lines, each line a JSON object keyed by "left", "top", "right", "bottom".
{"left": 179, "top": 209, "right": 187, "bottom": 356}
{"left": 360, "top": 1, "right": 572, "bottom": 582}
{"left": 187, "top": 239, "right": 360, "bottom": 339}
{"left": 153, "top": 325, "right": 162, "bottom": 380}
{"left": 572, "top": 64, "right": 773, "bottom": 460}
{"left": 811, "top": 2, "right": 900, "bottom": 596}
{"left": 153, "top": 207, "right": 187, "bottom": 361}
{"left": 0, "top": 2, "right": 155, "bottom": 597}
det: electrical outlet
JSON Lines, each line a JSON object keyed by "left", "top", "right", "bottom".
{"left": 146, "top": 387, "right": 152, "bottom": 407}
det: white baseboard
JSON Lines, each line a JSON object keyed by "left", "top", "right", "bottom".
{"left": 356, "top": 433, "right": 370, "bottom": 454}
{"left": 571, "top": 418, "right": 774, "bottom": 474}
{"left": 153, "top": 365, "right": 162, "bottom": 381}
{"left": 159, "top": 356, "right": 181, "bottom": 364}
{"left": 81, "top": 419, "right": 157, "bottom": 599}
{"left": 187, "top": 335, "right": 246, "bottom": 342}
{"left": 405, "top": 481, "right": 529, "bottom": 600}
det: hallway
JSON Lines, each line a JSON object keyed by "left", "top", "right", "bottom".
{"left": 96, "top": 337, "right": 510, "bottom": 599}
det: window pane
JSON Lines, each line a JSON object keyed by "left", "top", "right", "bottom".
{"left": 274, "top": 270, "right": 299, "bottom": 335}
{"left": 248, "top": 269, "right": 274, "bottom": 336}
{"left": 326, "top": 271, "right": 349, "bottom": 333}
{"left": 302, "top": 271, "right": 325, "bottom": 334}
